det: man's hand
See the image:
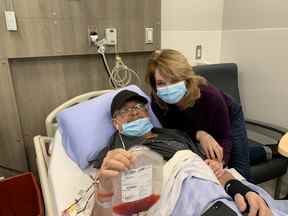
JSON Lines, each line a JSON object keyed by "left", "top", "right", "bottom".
{"left": 196, "top": 130, "right": 223, "bottom": 162}
{"left": 205, "top": 159, "right": 224, "bottom": 178}
{"left": 98, "top": 148, "right": 135, "bottom": 192}
{"left": 218, "top": 171, "right": 272, "bottom": 216}
{"left": 234, "top": 192, "right": 272, "bottom": 216}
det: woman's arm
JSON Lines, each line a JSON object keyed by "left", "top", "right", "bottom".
{"left": 210, "top": 94, "right": 232, "bottom": 164}
{"left": 196, "top": 130, "right": 224, "bottom": 162}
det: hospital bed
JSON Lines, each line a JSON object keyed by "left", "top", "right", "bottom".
{"left": 34, "top": 88, "right": 288, "bottom": 216}
{"left": 34, "top": 90, "right": 113, "bottom": 216}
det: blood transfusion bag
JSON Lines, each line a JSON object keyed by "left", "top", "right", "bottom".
{"left": 112, "top": 146, "right": 164, "bottom": 215}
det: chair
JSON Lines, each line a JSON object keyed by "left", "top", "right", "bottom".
{"left": 0, "top": 172, "right": 44, "bottom": 216}
{"left": 193, "top": 63, "right": 288, "bottom": 198}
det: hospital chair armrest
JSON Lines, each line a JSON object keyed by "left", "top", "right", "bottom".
{"left": 278, "top": 133, "right": 288, "bottom": 158}
{"left": 245, "top": 118, "right": 288, "bottom": 145}
{"left": 245, "top": 118, "right": 287, "bottom": 135}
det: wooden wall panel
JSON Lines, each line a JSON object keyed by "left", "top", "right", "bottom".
{"left": 144, "top": 0, "right": 161, "bottom": 52}
{"left": 0, "top": 0, "right": 160, "bottom": 177}
{"left": 4, "top": 0, "right": 52, "bottom": 18}
{"left": 1, "top": 20, "right": 55, "bottom": 58}
{"left": 0, "top": 59, "right": 27, "bottom": 172}
{"left": 0, "top": 2, "right": 10, "bottom": 58}
{"left": 0, "top": 167, "right": 20, "bottom": 178}
{"left": 0, "top": 0, "right": 161, "bottom": 58}
{"left": 10, "top": 53, "right": 151, "bottom": 173}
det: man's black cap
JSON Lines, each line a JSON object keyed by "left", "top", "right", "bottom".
{"left": 111, "top": 90, "right": 148, "bottom": 117}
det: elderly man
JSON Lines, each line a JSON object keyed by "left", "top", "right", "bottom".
{"left": 94, "top": 90, "right": 276, "bottom": 216}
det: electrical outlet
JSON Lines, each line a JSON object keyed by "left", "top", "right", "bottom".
{"left": 145, "top": 28, "right": 153, "bottom": 44}
{"left": 195, "top": 45, "right": 202, "bottom": 60}
{"left": 105, "top": 28, "right": 117, "bottom": 45}
{"left": 4, "top": 11, "right": 17, "bottom": 31}
{"left": 88, "top": 25, "right": 98, "bottom": 47}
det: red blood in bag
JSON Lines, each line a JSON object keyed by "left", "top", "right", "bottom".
{"left": 112, "top": 194, "right": 160, "bottom": 215}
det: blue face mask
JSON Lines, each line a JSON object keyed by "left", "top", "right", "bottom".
{"left": 121, "top": 117, "right": 153, "bottom": 137}
{"left": 156, "top": 81, "right": 187, "bottom": 104}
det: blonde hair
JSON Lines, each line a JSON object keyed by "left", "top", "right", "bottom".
{"left": 146, "top": 49, "right": 207, "bottom": 110}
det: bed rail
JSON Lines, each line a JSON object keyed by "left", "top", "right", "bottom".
{"left": 34, "top": 135, "right": 56, "bottom": 216}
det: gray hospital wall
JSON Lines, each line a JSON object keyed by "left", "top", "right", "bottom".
{"left": 221, "top": 0, "right": 288, "bottom": 129}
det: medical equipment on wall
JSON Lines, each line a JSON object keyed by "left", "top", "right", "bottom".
{"left": 112, "top": 146, "right": 164, "bottom": 215}
{"left": 89, "top": 31, "right": 140, "bottom": 88}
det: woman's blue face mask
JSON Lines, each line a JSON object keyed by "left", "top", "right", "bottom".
{"left": 121, "top": 117, "right": 153, "bottom": 137}
{"left": 156, "top": 81, "right": 187, "bottom": 104}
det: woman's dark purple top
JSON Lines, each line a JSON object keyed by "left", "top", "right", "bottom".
{"left": 151, "top": 84, "right": 232, "bottom": 163}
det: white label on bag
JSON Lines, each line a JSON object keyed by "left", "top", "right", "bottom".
{"left": 121, "top": 165, "right": 152, "bottom": 203}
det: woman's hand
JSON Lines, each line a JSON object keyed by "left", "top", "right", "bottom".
{"left": 205, "top": 159, "right": 225, "bottom": 178}
{"left": 98, "top": 148, "right": 135, "bottom": 192}
{"left": 196, "top": 130, "right": 223, "bottom": 162}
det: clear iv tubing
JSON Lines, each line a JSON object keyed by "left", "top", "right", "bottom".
{"left": 99, "top": 51, "right": 117, "bottom": 88}
{"left": 97, "top": 41, "right": 141, "bottom": 89}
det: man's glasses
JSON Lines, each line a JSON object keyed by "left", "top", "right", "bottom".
{"left": 113, "top": 103, "right": 146, "bottom": 118}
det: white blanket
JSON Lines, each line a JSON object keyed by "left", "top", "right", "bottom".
{"left": 148, "top": 150, "right": 244, "bottom": 216}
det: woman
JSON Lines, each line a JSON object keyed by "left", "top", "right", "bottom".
{"left": 146, "top": 49, "right": 250, "bottom": 179}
